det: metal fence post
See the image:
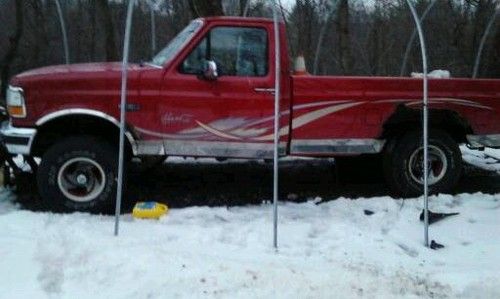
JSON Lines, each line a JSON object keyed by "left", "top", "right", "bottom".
{"left": 114, "top": 0, "right": 136, "bottom": 236}
{"left": 406, "top": 0, "right": 430, "bottom": 248}
{"left": 54, "top": 0, "right": 69, "bottom": 64}
{"left": 272, "top": 0, "right": 281, "bottom": 249}
{"left": 400, "top": 0, "right": 437, "bottom": 77}
{"left": 150, "top": 2, "right": 157, "bottom": 57}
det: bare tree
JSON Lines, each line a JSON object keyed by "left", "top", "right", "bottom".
{"left": 1, "top": 0, "right": 23, "bottom": 100}
{"left": 239, "top": 0, "right": 250, "bottom": 16}
{"left": 89, "top": 0, "right": 97, "bottom": 61}
{"left": 313, "top": 0, "right": 337, "bottom": 75}
{"left": 336, "top": 0, "right": 352, "bottom": 74}
{"left": 400, "top": 0, "right": 437, "bottom": 76}
{"left": 473, "top": 9, "right": 498, "bottom": 77}
{"left": 188, "top": 0, "right": 224, "bottom": 17}
{"left": 2, "top": 0, "right": 500, "bottom": 83}
{"left": 96, "top": 0, "right": 118, "bottom": 61}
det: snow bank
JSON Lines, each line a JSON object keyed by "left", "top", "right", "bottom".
{"left": 0, "top": 189, "right": 499, "bottom": 298}
{"left": 411, "top": 70, "right": 451, "bottom": 79}
{"left": 0, "top": 147, "right": 498, "bottom": 298}
{"left": 461, "top": 145, "right": 500, "bottom": 174}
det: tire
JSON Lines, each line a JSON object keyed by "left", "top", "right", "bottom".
{"left": 383, "top": 130, "right": 462, "bottom": 197}
{"left": 37, "top": 136, "right": 118, "bottom": 213}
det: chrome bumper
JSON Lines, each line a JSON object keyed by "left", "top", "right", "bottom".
{"left": 0, "top": 121, "right": 37, "bottom": 155}
{"left": 467, "top": 134, "right": 500, "bottom": 149}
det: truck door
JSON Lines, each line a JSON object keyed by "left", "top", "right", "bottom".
{"left": 157, "top": 24, "right": 281, "bottom": 158}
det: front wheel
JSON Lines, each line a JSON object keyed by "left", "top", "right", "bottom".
{"left": 383, "top": 130, "right": 462, "bottom": 197}
{"left": 37, "top": 136, "right": 118, "bottom": 213}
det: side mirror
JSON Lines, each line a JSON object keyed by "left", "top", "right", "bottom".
{"left": 201, "top": 60, "right": 218, "bottom": 81}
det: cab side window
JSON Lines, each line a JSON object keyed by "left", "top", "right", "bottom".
{"left": 180, "top": 26, "right": 268, "bottom": 77}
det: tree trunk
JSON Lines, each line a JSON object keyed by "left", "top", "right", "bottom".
{"left": 89, "top": 0, "right": 97, "bottom": 61}
{"left": 336, "top": 0, "right": 352, "bottom": 74}
{"left": 96, "top": 0, "right": 118, "bottom": 61}
{"left": 27, "top": 0, "right": 49, "bottom": 68}
{"left": 1, "top": 0, "right": 24, "bottom": 101}
{"left": 188, "top": 0, "right": 224, "bottom": 17}
{"left": 240, "top": 0, "right": 249, "bottom": 16}
{"left": 488, "top": 22, "right": 500, "bottom": 77}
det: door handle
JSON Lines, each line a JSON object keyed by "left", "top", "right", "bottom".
{"left": 254, "top": 87, "right": 275, "bottom": 94}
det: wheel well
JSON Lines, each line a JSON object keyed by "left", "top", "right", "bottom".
{"left": 381, "top": 105, "right": 473, "bottom": 143}
{"left": 32, "top": 115, "right": 135, "bottom": 157}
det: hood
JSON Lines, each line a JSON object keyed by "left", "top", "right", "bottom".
{"left": 10, "top": 62, "right": 141, "bottom": 86}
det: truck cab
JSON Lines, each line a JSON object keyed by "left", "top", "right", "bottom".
{"left": 131, "top": 17, "right": 291, "bottom": 158}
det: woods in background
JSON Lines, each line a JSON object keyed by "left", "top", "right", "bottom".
{"left": 1, "top": 0, "right": 499, "bottom": 99}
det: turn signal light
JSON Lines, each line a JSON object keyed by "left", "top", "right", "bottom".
{"left": 6, "top": 86, "right": 26, "bottom": 118}
{"left": 7, "top": 106, "right": 26, "bottom": 117}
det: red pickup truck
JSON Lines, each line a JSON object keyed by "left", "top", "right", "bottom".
{"left": 1, "top": 17, "right": 499, "bottom": 213}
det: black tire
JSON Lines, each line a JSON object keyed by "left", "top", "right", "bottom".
{"left": 37, "top": 136, "right": 118, "bottom": 213}
{"left": 383, "top": 130, "right": 462, "bottom": 197}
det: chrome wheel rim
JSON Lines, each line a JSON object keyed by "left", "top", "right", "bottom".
{"left": 408, "top": 145, "right": 448, "bottom": 185}
{"left": 57, "top": 157, "right": 106, "bottom": 202}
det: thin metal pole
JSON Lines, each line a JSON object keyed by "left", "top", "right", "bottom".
{"left": 150, "top": 5, "right": 157, "bottom": 57}
{"left": 114, "top": 0, "right": 136, "bottom": 236}
{"left": 406, "top": 0, "right": 429, "bottom": 248}
{"left": 400, "top": 0, "right": 437, "bottom": 76}
{"left": 472, "top": 11, "right": 498, "bottom": 78}
{"left": 272, "top": 0, "right": 281, "bottom": 249}
{"left": 54, "top": 0, "right": 70, "bottom": 64}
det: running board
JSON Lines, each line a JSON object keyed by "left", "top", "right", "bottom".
{"left": 134, "top": 139, "right": 385, "bottom": 158}
{"left": 290, "top": 139, "right": 386, "bottom": 155}
{"left": 135, "top": 140, "right": 287, "bottom": 159}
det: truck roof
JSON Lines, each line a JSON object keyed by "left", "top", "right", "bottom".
{"left": 199, "top": 16, "right": 283, "bottom": 25}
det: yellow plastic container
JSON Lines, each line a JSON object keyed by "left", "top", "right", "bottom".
{"left": 132, "top": 202, "right": 168, "bottom": 219}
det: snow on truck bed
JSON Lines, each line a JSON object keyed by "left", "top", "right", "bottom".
{"left": 0, "top": 148, "right": 499, "bottom": 299}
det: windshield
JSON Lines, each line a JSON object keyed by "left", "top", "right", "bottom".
{"left": 151, "top": 20, "right": 203, "bottom": 66}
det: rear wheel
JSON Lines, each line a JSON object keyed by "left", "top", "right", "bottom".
{"left": 37, "top": 136, "right": 118, "bottom": 213}
{"left": 383, "top": 130, "right": 462, "bottom": 197}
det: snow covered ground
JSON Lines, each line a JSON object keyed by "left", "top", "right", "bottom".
{"left": 461, "top": 146, "right": 500, "bottom": 174}
{"left": 0, "top": 148, "right": 499, "bottom": 299}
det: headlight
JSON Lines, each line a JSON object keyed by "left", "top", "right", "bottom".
{"left": 6, "top": 86, "right": 26, "bottom": 118}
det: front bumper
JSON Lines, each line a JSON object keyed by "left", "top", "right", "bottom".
{"left": 467, "top": 134, "right": 500, "bottom": 149}
{"left": 0, "top": 121, "right": 37, "bottom": 155}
